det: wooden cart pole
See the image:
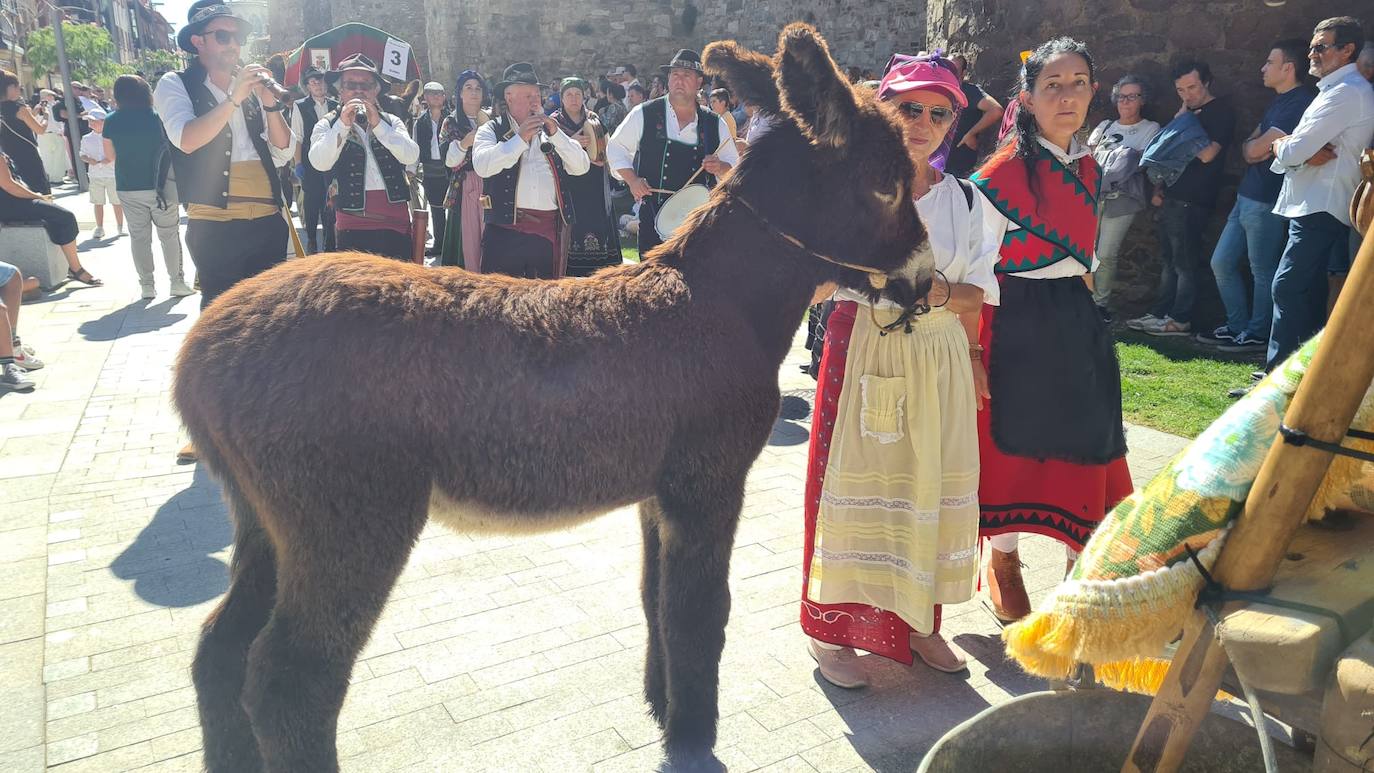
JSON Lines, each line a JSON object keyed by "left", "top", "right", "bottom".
{"left": 1123, "top": 222, "right": 1374, "bottom": 773}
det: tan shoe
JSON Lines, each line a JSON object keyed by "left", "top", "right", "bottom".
{"left": 176, "top": 442, "right": 197, "bottom": 464}
{"left": 986, "top": 547, "right": 1031, "bottom": 623}
{"left": 910, "top": 631, "right": 969, "bottom": 673}
{"left": 807, "top": 640, "right": 867, "bottom": 689}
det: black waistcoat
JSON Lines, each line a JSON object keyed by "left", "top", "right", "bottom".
{"left": 326, "top": 112, "right": 411, "bottom": 212}
{"left": 480, "top": 114, "right": 576, "bottom": 226}
{"left": 169, "top": 62, "right": 283, "bottom": 210}
{"left": 639, "top": 97, "right": 719, "bottom": 209}
{"left": 413, "top": 112, "right": 450, "bottom": 166}
{"left": 296, "top": 96, "right": 338, "bottom": 160}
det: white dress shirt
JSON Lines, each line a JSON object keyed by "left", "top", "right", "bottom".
{"left": 835, "top": 173, "right": 1001, "bottom": 309}
{"left": 471, "top": 120, "right": 591, "bottom": 210}
{"left": 606, "top": 97, "right": 740, "bottom": 182}
{"left": 153, "top": 71, "right": 295, "bottom": 167}
{"left": 308, "top": 112, "right": 420, "bottom": 190}
{"left": 1270, "top": 63, "right": 1374, "bottom": 226}
{"left": 978, "top": 136, "right": 1101, "bottom": 279}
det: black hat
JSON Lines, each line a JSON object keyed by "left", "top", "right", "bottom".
{"left": 493, "top": 63, "right": 546, "bottom": 97}
{"left": 301, "top": 66, "right": 326, "bottom": 83}
{"left": 177, "top": 0, "right": 251, "bottom": 54}
{"left": 660, "top": 49, "right": 704, "bottom": 75}
{"left": 325, "top": 54, "right": 386, "bottom": 90}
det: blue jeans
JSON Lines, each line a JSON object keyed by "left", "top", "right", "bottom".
{"left": 1208, "top": 195, "right": 1288, "bottom": 339}
{"left": 1150, "top": 199, "right": 1211, "bottom": 324}
{"left": 1266, "top": 212, "right": 1349, "bottom": 370}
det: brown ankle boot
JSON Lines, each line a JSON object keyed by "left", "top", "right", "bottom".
{"left": 987, "top": 548, "right": 1030, "bottom": 622}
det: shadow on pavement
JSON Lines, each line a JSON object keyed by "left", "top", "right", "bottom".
{"left": 78, "top": 298, "right": 185, "bottom": 341}
{"left": 109, "top": 465, "right": 231, "bottom": 607}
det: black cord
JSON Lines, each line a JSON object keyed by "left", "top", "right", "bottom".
{"left": 1278, "top": 424, "right": 1374, "bottom": 464}
{"left": 1183, "top": 544, "right": 1351, "bottom": 645}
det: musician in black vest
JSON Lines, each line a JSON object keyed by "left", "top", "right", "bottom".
{"left": 290, "top": 67, "right": 338, "bottom": 253}
{"left": 153, "top": 0, "right": 294, "bottom": 312}
{"left": 607, "top": 49, "right": 738, "bottom": 257}
{"left": 471, "top": 63, "right": 591, "bottom": 279}
{"left": 413, "top": 81, "right": 450, "bottom": 256}
{"left": 307, "top": 54, "right": 420, "bottom": 261}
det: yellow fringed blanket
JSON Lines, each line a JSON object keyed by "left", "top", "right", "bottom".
{"left": 1004, "top": 332, "right": 1373, "bottom": 691}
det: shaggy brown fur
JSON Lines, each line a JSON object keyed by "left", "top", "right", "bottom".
{"left": 178, "top": 24, "right": 929, "bottom": 773}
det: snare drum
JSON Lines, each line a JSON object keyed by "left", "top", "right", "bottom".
{"left": 654, "top": 184, "right": 711, "bottom": 241}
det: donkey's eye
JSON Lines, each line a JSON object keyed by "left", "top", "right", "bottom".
{"left": 873, "top": 188, "right": 902, "bottom": 208}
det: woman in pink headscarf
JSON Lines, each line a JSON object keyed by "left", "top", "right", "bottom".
{"left": 798, "top": 53, "right": 1001, "bottom": 688}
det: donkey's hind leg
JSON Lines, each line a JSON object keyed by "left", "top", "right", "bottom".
{"left": 639, "top": 499, "right": 668, "bottom": 727}
{"left": 654, "top": 476, "right": 744, "bottom": 771}
{"left": 240, "top": 479, "right": 429, "bottom": 773}
{"left": 193, "top": 474, "right": 277, "bottom": 773}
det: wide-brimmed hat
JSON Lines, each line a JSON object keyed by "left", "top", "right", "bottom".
{"left": 877, "top": 53, "right": 967, "bottom": 108}
{"left": 325, "top": 54, "right": 386, "bottom": 90}
{"left": 176, "top": 0, "right": 252, "bottom": 54}
{"left": 301, "top": 66, "right": 326, "bottom": 84}
{"left": 82, "top": 107, "right": 108, "bottom": 121}
{"left": 660, "top": 49, "right": 704, "bottom": 75}
{"left": 493, "top": 63, "right": 546, "bottom": 97}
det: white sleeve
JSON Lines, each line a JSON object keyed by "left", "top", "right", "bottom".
{"left": 308, "top": 117, "right": 347, "bottom": 172}
{"left": 965, "top": 184, "right": 1001, "bottom": 306}
{"left": 606, "top": 103, "right": 645, "bottom": 180}
{"left": 471, "top": 123, "right": 526, "bottom": 178}
{"left": 263, "top": 109, "right": 297, "bottom": 168}
{"left": 547, "top": 128, "right": 591, "bottom": 176}
{"left": 715, "top": 115, "right": 739, "bottom": 167}
{"left": 1272, "top": 87, "right": 1347, "bottom": 168}
{"left": 974, "top": 187, "right": 1006, "bottom": 306}
{"left": 152, "top": 73, "right": 195, "bottom": 152}
{"left": 289, "top": 106, "right": 304, "bottom": 140}
{"left": 373, "top": 115, "right": 420, "bottom": 166}
{"left": 446, "top": 140, "right": 468, "bottom": 168}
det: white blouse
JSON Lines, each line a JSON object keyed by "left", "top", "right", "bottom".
{"left": 976, "top": 136, "right": 1100, "bottom": 280}
{"left": 837, "top": 173, "right": 1002, "bottom": 309}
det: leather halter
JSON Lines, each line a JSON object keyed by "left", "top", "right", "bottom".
{"left": 734, "top": 195, "right": 889, "bottom": 290}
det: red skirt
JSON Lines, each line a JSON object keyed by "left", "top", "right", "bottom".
{"left": 799, "top": 302, "right": 936, "bottom": 665}
{"left": 976, "top": 285, "right": 1133, "bottom": 550}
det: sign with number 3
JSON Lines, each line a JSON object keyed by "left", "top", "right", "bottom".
{"left": 381, "top": 38, "right": 410, "bottom": 81}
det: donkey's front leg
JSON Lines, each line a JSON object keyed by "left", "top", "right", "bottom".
{"left": 654, "top": 482, "right": 743, "bottom": 772}
{"left": 639, "top": 499, "right": 668, "bottom": 727}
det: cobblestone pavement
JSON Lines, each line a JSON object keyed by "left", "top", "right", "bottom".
{"left": 2, "top": 195, "right": 1189, "bottom": 772}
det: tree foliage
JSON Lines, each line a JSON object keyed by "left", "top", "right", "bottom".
{"left": 25, "top": 22, "right": 120, "bottom": 85}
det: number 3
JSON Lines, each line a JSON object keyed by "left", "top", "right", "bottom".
{"left": 390, "top": 51, "right": 401, "bottom": 66}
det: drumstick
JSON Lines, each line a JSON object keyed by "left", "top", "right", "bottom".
{"left": 680, "top": 137, "right": 732, "bottom": 189}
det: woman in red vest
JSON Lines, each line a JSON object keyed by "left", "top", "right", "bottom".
{"left": 969, "top": 38, "right": 1132, "bottom": 621}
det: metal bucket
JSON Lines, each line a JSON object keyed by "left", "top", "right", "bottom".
{"left": 918, "top": 690, "right": 1310, "bottom": 773}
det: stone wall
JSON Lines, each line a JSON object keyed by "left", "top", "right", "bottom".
{"left": 927, "top": 0, "right": 1371, "bottom": 314}
{"left": 272, "top": 0, "right": 924, "bottom": 91}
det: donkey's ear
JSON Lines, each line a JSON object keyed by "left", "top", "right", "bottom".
{"left": 704, "top": 40, "right": 780, "bottom": 114}
{"left": 774, "top": 23, "right": 857, "bottom": 148}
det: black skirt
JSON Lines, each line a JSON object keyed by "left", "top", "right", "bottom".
{"left": 988, "top": 274, "right": 1127, "bottom": 465}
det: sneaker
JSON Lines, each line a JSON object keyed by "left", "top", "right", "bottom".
{"left": 140, "top": 285, "right": 156, "bottom": 300}
{"left": 1252, "top": 370, "right": 1266, "bottom": 381}
{"left": 0, "top": 361, "right": 35, "bottom": 392}
{"left": 1195, "top": 325, "right": 1236, "bottom": 346}
{"left": 1125, "top": 313, "right": 1161, "bottom": 331}
{"left": 91, "top": 226, "right": 105, "bottom": 240}
{"left": 117, "top": 225, "right": 126, "bottom": 236}
{"left": 1144, "top": 317, "right": 1192, "bottom": 337}
{"left": 12, "top": 344, "right": 43, "bottom": 371}
{"left": 169, "top": 282, "right": 195, "bottom": 298}
{"left": 1228, "top": 385, "right": 1254, "bottom": 399}
{"left": 910, "top": 631, "right": 969, "bottom": 673}
{"left": 1217, "top": 332, "right": 1267, "bottom": 352}
{"left": 807, "top": 640, "right": 867, "bottom": 689}
{"left": 1096, "top": 305, "right": 1114, "bottom": 324}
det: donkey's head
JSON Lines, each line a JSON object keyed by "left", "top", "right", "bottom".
{"left": 706, "top": 25, "right": 932, "bottom": 305}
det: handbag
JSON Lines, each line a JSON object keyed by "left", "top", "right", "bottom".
{"left": 1351, "top": 148, "right": 1373, "bottom": 238}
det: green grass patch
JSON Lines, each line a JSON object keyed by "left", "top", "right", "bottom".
{"left": 1116, "top": 331, "right": 1261, "bottom": 438}
{"left": 622, "top": 246, "right": 639, "bottom": 263}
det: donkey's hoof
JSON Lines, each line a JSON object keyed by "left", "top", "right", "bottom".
{"left": 658, "top": 749, "right": 726, "bottom": 773}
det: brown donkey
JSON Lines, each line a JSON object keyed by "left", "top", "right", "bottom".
{"left": 176, "top": 24, "right": 931, "bottom": 773}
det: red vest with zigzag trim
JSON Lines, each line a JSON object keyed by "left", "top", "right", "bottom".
{"left": 970, "top": 139, "right": 1101, "bottom": 274}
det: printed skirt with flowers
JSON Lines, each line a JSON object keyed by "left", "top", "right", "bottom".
{"left": 800, "top": 301, "right": 980, "bottom": 664}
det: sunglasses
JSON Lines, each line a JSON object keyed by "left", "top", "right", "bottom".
{"left": 1309, "top": 43, "right": 1345, "bottom": 55}
{"left": 339, "top": 80, "right": 378, "bottom": 93}
{"left": 202, "top": 28, "right": 247, "bottom": 46}
{"left": 896, "top": 101, "right": 955, "bottom": 125}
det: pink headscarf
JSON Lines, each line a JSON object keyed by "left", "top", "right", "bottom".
{"left": 878, "top": 52, "right": 967, "bottom": 171}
